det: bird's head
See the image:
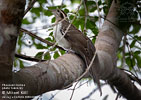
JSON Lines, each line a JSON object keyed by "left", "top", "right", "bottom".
{"left": 50, "top": 9, "right": 67, "bottom": 21}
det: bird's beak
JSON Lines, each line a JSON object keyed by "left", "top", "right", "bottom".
{"left": 48, "top": 9, "right": 55, "bottom": 13}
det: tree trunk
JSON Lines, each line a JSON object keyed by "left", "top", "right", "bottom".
{"left": 0, "top": 0, "right": 25, "bottom": 99}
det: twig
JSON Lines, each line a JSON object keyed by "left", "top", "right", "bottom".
{"left": 96, "top": 0, "right": 102, "bottom": 28}
{"left": 37, "top": 94, "right": 42, "bottom": 100}
{"left": 68, "top": 80, "right": 90, "bottom": 90}
{"left": 82, "top": 83, "right": 106, "bottom": 100}
{"left": 126, "top": 42, "right": 139, "bottom": 77}
{"left": 24, "top": 0, "right": 37, "bottom": 16}
{"left": 60, "top": 0, "right": 65, "bottom": 9}
{"left": 69, "top": 82, "right": 79, "bottom": 100}
{"left": 75, "top": 51, "right": 97, "bottom": 82}
{"left": 120, "top": 68, "right": 141, "bottom": 85}
{"left": 115, "top": 93, "right": 120, "bottom": 100}
{"left": 20, "top": 28, "right": 64, "bottom": 50}
{"left": 62, "top": 51, "right": 97, "bottom": 89}
{"left": 15, "top": 53, "right": 45, "bottom": 62}
{"left": 83, "top": 0, "right": 88, "bottom": 33}
{"left": 121, "top": 35, "right": 127, "bottom": 68}
{"left": 48, "top": 91, "right": 61, "bottom": 100}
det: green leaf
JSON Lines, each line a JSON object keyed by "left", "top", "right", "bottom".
{"left": 92, "top": 37, "right": 96, "bottom": 44}
{"left": 86, "top": 1, "right": 96, "bottom": 12}
{"left": 129, "top": 25, "right": 140, "bottom": 34}
{"left": 35, "top": 52, "right": 44, "bottom": 59}
{"left": 19, "top": 60, "right": 24, "bottom": 68}
{"left": 134, "top": 51, "right": 141, "bottom": 68}
{"left": 136, "top": 56, "right": 141, "bottom": 68}
{"left": 35, "top": 43, "right": 47, "bottom": 49}
{"left": 79, "top": 7, "right": 85, "bottom": 16}
{"left": 14, "top": 59, "right": 17, "bottom": 67}
{"left": 49, "top": 32, "right": 53, "bottom": 36}
{"left": 64, "top": 8, "right": 69, "bottom": 14}
{"left": 86, "top": 19, "right": 98, "bottom": 35}
{"left": 125, "top": 57, "right": 132, "bottom": 69}
{"left": 51, "top": 17, "right": 55, "bottom": 23}
{"left": 134, "top": 51, "right": 141, "bottom": 55}
{"left": 59, "top": 49, "right": 65, "bottom": 55}
{"left": 31, "top": 7, "right": 42, "bottom": 17}
{"left": 44, "top": 52, "right": 51, "bottom": 60}
{"left": 22, "top": 18, "right": 31, "bottom": 24}
{"left": 73, "top": 17, "right": 85, "bottom": 30}
{"left": 125, "top": 57, "right": 135, "bottom": 70}
{"left": 125, "top": 52, "right": 130, "bottom": 56}
{"left": 39, "top": 0, "right": 46, "bottom": 3}
{"left": 45, "top": 37, "right": 54, "bottom": 42}
{"left": 69, "top": 15, "right": 74, "bottom": 20}
{"left": 44, "top": 10, "right": 52, "bottom": 16}
{"left": 89, "top": 7, "right": 97, "bottom": 12}
{"left": 130, "top": 40, "right": 136, "bottom": 48}
{"left": 53, "top": 52, "right": 60, "bottom": 59}
{"left": 86, "top": 1, "right": 96, "bottom": 6}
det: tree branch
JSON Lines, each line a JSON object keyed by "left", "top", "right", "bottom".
{"left": 13, "top": 54, "right": 85, "bottom": 97}
{"left": 15, "top": 53, "right": 45, "bottom": 62}
{"left": 24, "top": 0, "right": 37, "bottom": 16}
{"left": 20, "top": 28, "right": 64, "bottom": 50}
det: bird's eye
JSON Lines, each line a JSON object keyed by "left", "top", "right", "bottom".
{"left": 57, "top": 9, "right": 60, "bottom": 12}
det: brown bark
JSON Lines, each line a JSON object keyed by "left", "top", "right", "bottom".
{"left": 13, "top": 54, "right": 85, "bottom": 97}
{"left": 0, "top": 0, "right": 26, "bottom": 99}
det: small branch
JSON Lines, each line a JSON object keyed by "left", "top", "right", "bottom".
{"left": 120, "top": 68, "right": 141, "bottom": 85}
{"left": 83, "top": 0, "right": 88, "bottom": 33}
{"left": 62, "top": 51, "right": 97, "bottom": 89}
{"left": 15, "top": 53, "right": 45, "bottom": 62}
{"left": 69, "top": 82, "right": 79, "bottom": 100}
{"left": 48, "top": 91, "right": 61, "bottom": 100}
{"left": 82, "top": 83, "right": 106, "bottom": 100}
{"left": 68, "top": 80, "right": 89, "bottom": 90}
{"left": 126, "top": 42, "right": 138, "bottom": 77}
{"left": 20, "top": 28, "right": 64, "bottom": 50}
{"left": 121, "top": 35, "right": 127, "bottom": 67}
{"left": 60, "top": 0, "right": 65, "bottom": 9}
{"left": 96, "top": 0, "right": 102, "bottom": 28}
{"left": 24, "top": 0, "right": 37, "bottom": 16}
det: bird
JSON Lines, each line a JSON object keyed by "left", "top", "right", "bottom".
{"left": 51, "top": 9, "right": 101, "bottom": 94}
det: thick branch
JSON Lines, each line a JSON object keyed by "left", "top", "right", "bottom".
{"left": 94, "top": 0, "right": 141, "bottom": 99}
{"left": 13, "top": 54, "right": 85, "bottom": 96}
